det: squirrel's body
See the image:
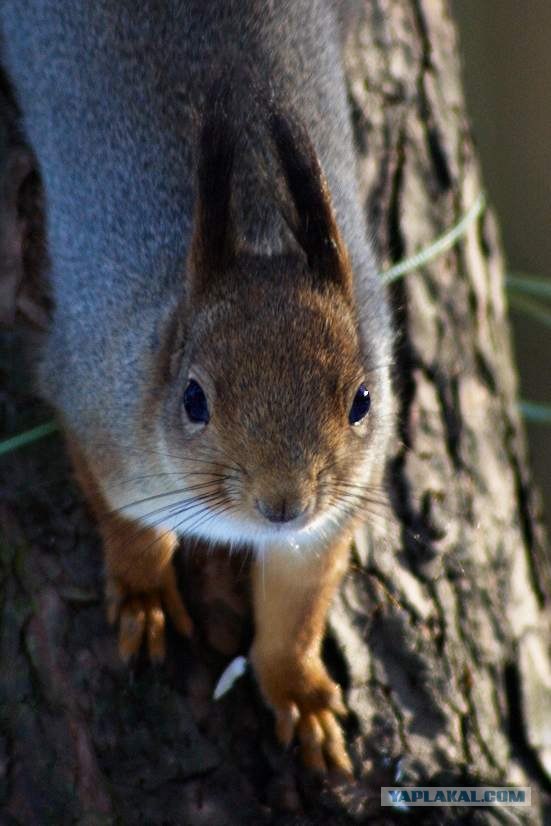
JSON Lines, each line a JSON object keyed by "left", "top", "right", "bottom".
{"left": 1, "top": 0, "right": 394, "bottom": 772}
{"left": 1, "top": 0, "right": 376, "bottom": 439}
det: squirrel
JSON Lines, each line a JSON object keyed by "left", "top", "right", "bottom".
{"left": 0, "top": 0, "right": 395, "bottom": 774}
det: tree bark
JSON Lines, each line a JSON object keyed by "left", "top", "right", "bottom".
{"left": 1, "top": 1, "right": 550, "bottom": 824}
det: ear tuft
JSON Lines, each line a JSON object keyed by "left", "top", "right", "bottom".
{"left": 266, "top": 106, "right": 352, "bottom": 293}
{"left": 189, "top": 85, "right": 237, "bottom": 290}
{"left": 189, "top": 74, "right": 352, "bottom": 297}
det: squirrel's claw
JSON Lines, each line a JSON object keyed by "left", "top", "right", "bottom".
{"left": 144, "top": 593, "right": 166, "bottom": 663}
{"left": 106, "top": 564, "right": 193, "bottom": 663}
{"left": 253, "top": 651, "right": 353, "bottom": 776}
{"left": 284, "top": 705, "right": 352, "bottom": 776}
{"left": 159, "top": 563, "right": 194, "bottom": 639}
{"left": 315, "top": 709, "right": 353, "bottom": 775}
{"left": 118, "top": 597, "right": 147, "bottom": 663}
{"left": 275, "top": 702, "right": 300, "bottom": 748}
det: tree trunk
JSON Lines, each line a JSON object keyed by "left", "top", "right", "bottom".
{"left": 1, "top": 1, "right": 550, "bottom": 824}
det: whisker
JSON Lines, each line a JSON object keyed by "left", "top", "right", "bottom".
{"left": 105, "top": 469, "right": 236, "bottom": 490}
{"left": 327, "top": 490, "right": 445, "bottom": 555}
{"left": 63, "top": 438, "right": 244, "bottom": 472}
{"left": 106, "top": 491, "right": 233, "bottom": 552}
{"left": 321, "top": 485, "right": 393, "bottom": 510}
{"left": 105, "top": 478, "right": 235, "bottom": 518}
{"left": 177, "top": 501, "right": 237, "bottom": 537}
{"left": 106, "top": 489, "right": 229, "bottom": 537}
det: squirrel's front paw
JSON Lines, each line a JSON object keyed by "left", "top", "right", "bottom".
{"left": 252, "top": 650, "right": 352, "bottom": 775}
{"left": 106, "top": 563, "right": 193, "bottom": 663}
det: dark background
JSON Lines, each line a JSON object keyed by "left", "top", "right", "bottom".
{"left": 454, "top": 1, "right": 551, "bottom": 526}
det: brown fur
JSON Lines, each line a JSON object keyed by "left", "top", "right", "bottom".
{"left": 67, "top": 437, "right": 193, "bottom": 663}
{"left": 251, "top": 532, "right": 353, "bottom": 773}
{"left": 58, "top": 96, "right": 390, "bottom": 775}
{"left": 0, "top": 0, "right": 398, "bottom": 784}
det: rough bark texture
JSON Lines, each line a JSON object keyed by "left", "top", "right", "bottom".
{"left": 1, "top": 1, "right": 550, "bottom": 824}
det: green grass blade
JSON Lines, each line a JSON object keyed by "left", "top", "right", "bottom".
{"left": 507, "top": 273, "right": 551, "bottom": 300}
{"left": 0, "top": 420, "right": 59, "bottom": 457}
{"left": 509, "top": 293, "right": 551, "bottom": 330}
{"left": 520, "top": 401, "right": 551, "bottom": 425}
{"left": 381, "top": 192, "right": 486, "bottom": 283}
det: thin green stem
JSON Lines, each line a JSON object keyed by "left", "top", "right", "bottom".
{"left": 506, "top": 273, "right": 551, "bottom": 300}
{"left": 509, "top": 293, "right": 551, "bottom": 330}
{"left": 0, "top": 420, "right": 59, "bottom": 457}
{"left": 519, "top": 401, "right": 551, "bottom": 425}
{"left": 381, "top": 192, "right": 486, "bottom": 283}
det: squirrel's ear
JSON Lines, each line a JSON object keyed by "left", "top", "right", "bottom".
{"left": 188, "top": 96, "right": 236, "bottom": 292}
{"left": 268, "top": 109, "right": 352, "bottom": 294}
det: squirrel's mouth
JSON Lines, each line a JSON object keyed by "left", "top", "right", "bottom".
{"left": 171, "top": 500, "right": 339, "bottom": 550}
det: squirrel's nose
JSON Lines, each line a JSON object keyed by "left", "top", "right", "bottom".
{"left": 256, "top": 498, "right": 307, "bottom": 524}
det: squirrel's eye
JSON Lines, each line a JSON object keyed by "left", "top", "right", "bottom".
{"left": 183, "top": 379, "right": 210, "bottom": 424}
{"left": 349, "top": 383, "right": 370, "bottom": 425}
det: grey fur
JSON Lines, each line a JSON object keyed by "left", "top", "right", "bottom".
{"left": 0, "top": 0, "right": 393, "bottom": 486}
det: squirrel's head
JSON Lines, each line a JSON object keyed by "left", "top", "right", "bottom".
{"left": 153, "top": 95, "right": 392, "bottom": 551}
